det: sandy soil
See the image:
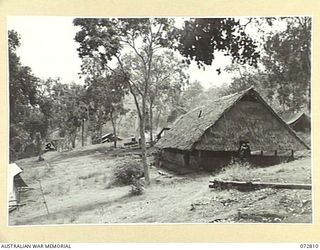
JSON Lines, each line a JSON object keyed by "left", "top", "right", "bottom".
{"left": 9, "top": 144, "right": 312, "bottom": 225}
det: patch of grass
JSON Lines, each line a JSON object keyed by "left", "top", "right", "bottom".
{"left": 102, "top": 174, "right": 108, "bottom": 184}
{"left": 78, "top": 171, "right": 103, "bottom": 180}
{"left": 42, "top": 189, "right": 51, "bottom": 196}
{"left": 96, "top": 206, "right": 108, "bottom": 223}
{"left": 53, "top": 182, "right": 70, "bottom": 196}
{"left": 22, "top": 162, "right": 54, "bottom": 183}
{"left": 219, "top": 162, "right": 257, "bottom": 181}
{"left": 68, "top": 213, "right": 78, "bottom": 223}
{"left": 129, "top": 179, "right": 145, "bottom": 196}
{"left": 75, "top": 177, "right": 81, "bottom": 186}
{"left": 276, "top": 168, "right": 285, "bottom": 173}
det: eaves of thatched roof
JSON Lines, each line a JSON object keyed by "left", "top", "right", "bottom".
{"left": 156, "top": 87, "right": 309, "bottom": 151}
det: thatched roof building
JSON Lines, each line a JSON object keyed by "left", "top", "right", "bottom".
{"left": 155, "top": 87, "right": 309, "bottom": 170}
{"left": 281, "top": 112, "right": 311, "bottom": 133}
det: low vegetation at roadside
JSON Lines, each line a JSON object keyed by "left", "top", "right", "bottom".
{"left": 112, "top": 160, "right": 145, "bottom": 195}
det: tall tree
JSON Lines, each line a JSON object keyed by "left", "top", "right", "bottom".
{"left": 9, "top": 30, "right": 42, "bottom": 161}
{"left": 45, "top": 80, "right": 87, "bottom": 149}
{"left": 74, "top": 18, "right": 177, "bottom": 184}
{"left": 9, "top": 30, "right": 39, "bottom": 121}
{"left": 122, "top": 50, "right": 189, "bottom": 144}
{"left": 221, "top": 17, "right": 311, "bottom": 113}
{"left": 262, "top": 17, "right": 311, "bottom": 112}
{"left": 174, "top": 18, "right": 260, "bottom": 68}
{"left": 85, "top": 72, "right": 128, "bottom": 148}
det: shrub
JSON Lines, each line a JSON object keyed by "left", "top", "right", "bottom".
{"left": 219, "top": 161, "right": 255, "bottom": 181}
{"left": 130, "top": 178, "right": 145, "bottom": 195}
{"left": 113, "top": 161, "right": 144, "bottom": 186}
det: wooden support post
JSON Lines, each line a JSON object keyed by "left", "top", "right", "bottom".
{"left": 291, "top": 150, "right": 294, "bottom": 158}
{"left": 197, "top": 150, "right": 202, "bottom": 168}
{"left": 184, "top": 152, "right": 190, "bottom": 166}
{"left": 274, "top": 150, "right": 277, "bottom": 156}
{"left": 260, "top": 150, "right": 263, "bottom": 156}
{"left": 38, "top": 179, "right": 50, "bottom": 216}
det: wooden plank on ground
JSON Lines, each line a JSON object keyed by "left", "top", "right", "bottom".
{"left": 209, "top": 180, "right": 311, "bottom": 191}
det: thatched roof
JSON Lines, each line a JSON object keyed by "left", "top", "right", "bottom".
{"left": 156, "top": 87, "right": 309, "bottom": 151}
{"left": 281, "top": 112, "right": 310, "bottom": 126}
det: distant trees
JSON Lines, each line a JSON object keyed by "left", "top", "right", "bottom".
{"left": 50, "top": 81, "right": 87, "bottom": 148}
{"left": 9, "top": 30, "right": 87, "bottom": 160}
{"left": 226, "top": 17, "right": 311, "bottom": 113}
{"left": 9, "top": 30, "right": 44, "bottom": 161}
{"left": 9, "top": 29, "right": 129, "bottom": 160}
{"left": 262, "top": 17, "right": 311, "bottom": 112}
{"left": 29, "top": 78, "right": 88, "bottom": 150}
{"left": 224, "top": 64, "right": 272, "bottom": 103}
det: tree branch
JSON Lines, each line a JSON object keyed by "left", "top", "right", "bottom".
{"left": 114, "top": 54, "right": 143, "bottom": 120}
{"left": 242, "top": 18, "right": 252, "bottom": 31}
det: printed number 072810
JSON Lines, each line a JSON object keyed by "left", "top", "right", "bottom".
{"left": 300, "top": 244, "right": 319, "bottom": 248}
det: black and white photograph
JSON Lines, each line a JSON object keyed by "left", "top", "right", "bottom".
{"left": 7, "top": 16, "right": 312, "bottom": 225}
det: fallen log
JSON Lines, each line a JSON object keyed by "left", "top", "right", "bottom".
{"left": 209, "top": 180, "right": 312, "bottom": 191}
{"left": 18, "top": 187, "right": 35, "bottom": 192}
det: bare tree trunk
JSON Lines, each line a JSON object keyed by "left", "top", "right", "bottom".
{"left": 155, "top": 109, "right": 162, "bottom": 132}
{"left": 110, "top": 111, "right": 117, "bottom": 148}
{"left": 116, "top": 115, "right": 123, "bottom": 136}
{"left": 140, "top": 98, "right": 150, "bottom": 185}
{"left": 71, "top": 134, "right": 76, "bottom": 149}
{"left": 307, "top": 85, "right": 311, "bottom": 113}
{"left": 98, "top": 113, "right": 103, "bottom": 144}
{"left": 127, "top": 86, "right": 150, "bottom": 185}
{"left": 116, "top": 49, "right": 152, "bottom": 185}
{"left": 38, "top": 144, "right": 44, "bottom": 161}
{"left": 36, "top": 132, "right": 44, "bottom": 161}
{"left": 303, "top": 17, "right": 311, "bottom": 113}
{"left": 81, "top": 119, "right": 85, "bottom": 147}
{"left": 149, "top": 103, "right": 154, "bottom": 146}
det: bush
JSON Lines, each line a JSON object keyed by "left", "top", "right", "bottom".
{"left": 112, "top": 161, "right": 145, "bottom": 195}
{"left": 113, "top": 161, "right": 144, "bottom": 186}
{"left": 130, "top": 178, "right": 145, "bottom": 195}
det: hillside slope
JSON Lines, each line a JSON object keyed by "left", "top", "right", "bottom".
{"left": 9, "top": 144, "right": 312, "bottom": 225}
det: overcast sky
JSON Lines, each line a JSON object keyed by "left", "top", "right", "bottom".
{"left": 7, "top": 16, "right": 248, "bottom": 89}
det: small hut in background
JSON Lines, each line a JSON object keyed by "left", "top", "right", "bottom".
{"left": 281, "top": 112, "right": 311, "bottom": 133}
{"left": 8, "top": 163, "right": 28, "bottom": 211}
{"left": 155, "top": 87, "right": 309, "bottom": 171}
{"left": 48, "top": 129, "right": 65, "bottom": 152}
{"left": 281, "top": 112, "right": 311, "bottom": 146}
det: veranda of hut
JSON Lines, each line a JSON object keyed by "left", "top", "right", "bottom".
{"left": 155, "top": 88, "right": 309, "bottom": 171}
